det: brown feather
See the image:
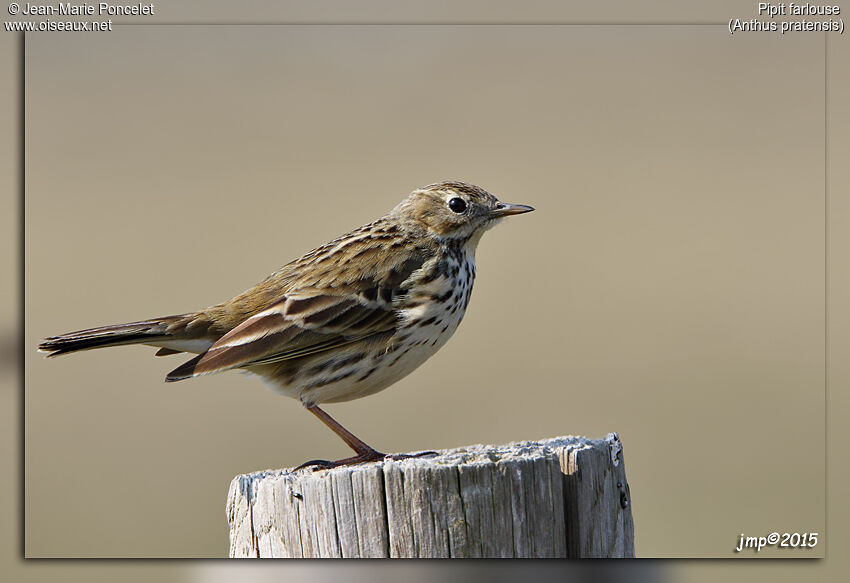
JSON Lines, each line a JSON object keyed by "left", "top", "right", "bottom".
{"left": 163, "top": 240, "right": 433, "bottom": 382}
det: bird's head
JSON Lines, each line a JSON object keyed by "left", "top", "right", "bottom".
{"left": 393, "top": 181, "right": 534, "bottom": 243}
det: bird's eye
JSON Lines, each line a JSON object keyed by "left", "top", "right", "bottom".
{"left": 448, "top": 197, "right": 467, "bottom": 213}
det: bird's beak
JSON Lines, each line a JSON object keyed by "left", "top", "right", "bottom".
{"left": 490, "top": 202, "right": 535, "bottom": 218}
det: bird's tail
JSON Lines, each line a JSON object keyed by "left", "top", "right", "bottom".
{"left": 38, "top": 316, "right": 187, "bottom": 357}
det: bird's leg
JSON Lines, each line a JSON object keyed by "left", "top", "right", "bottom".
{"left": 294, "top": 404, "right": 437, "bottom": 471}
{"left": 304, "top": 403, "right": 384, "bottom": 461}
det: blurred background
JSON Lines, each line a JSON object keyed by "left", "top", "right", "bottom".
{"left": 4, "top": 0, "right": 849, "bottom": 581}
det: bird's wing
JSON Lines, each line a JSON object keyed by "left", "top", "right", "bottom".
{"left": 165, "top": 249, "right": 429, "bottom": 382}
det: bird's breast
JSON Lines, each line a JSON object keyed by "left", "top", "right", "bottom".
{"left": 260, "top": 249, "right": 477, "bottom": 405}
{"left": 395, "top": 249, "right": 476, "bottom": 346}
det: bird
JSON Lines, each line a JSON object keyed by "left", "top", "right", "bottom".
{"left": 38, "top": 181, "right": 534, "bottom": 469}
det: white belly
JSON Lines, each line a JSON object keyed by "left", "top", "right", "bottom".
{"left": 300, "top": 299, "right": 465, "bottom": 404}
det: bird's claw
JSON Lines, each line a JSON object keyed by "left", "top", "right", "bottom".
{"left": 295, "top": 449, "right": 438, "bottom": 471}
{"left": 295, "top": 448, "right": 384, "bottom": 472}
{"left": 294, "top": 458, "right": 337, "bottom": 471}
{"left": 384, "top": 450, "right": 439, "bottom": 461}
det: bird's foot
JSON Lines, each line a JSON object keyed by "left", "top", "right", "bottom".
{"left": 294, "top": 447, "right": 385, "bottom": 471}
{"left": 294, "top": 449, "right": 438, "bottom": 472}
{"left": 384, "top": 450, "right": 439, "bottom": 462}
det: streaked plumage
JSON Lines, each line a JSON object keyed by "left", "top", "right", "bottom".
{"left": 39, "top": 181, "right": 533, "bottom": 468}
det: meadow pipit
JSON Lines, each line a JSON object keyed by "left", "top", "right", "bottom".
{"left": 39, "top": 181, "right": 534, "bottom": 469}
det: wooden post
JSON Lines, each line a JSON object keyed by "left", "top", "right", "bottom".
{"left": 226, "top": 434, "right": 634, "bottom": 558}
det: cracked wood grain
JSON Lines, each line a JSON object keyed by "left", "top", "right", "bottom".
{"left": 226, "top": 434, "right": 634, "bottom": 558}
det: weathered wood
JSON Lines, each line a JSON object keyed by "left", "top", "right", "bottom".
{"left": 226, "top": 433, "right": 634, "bottom": 558}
